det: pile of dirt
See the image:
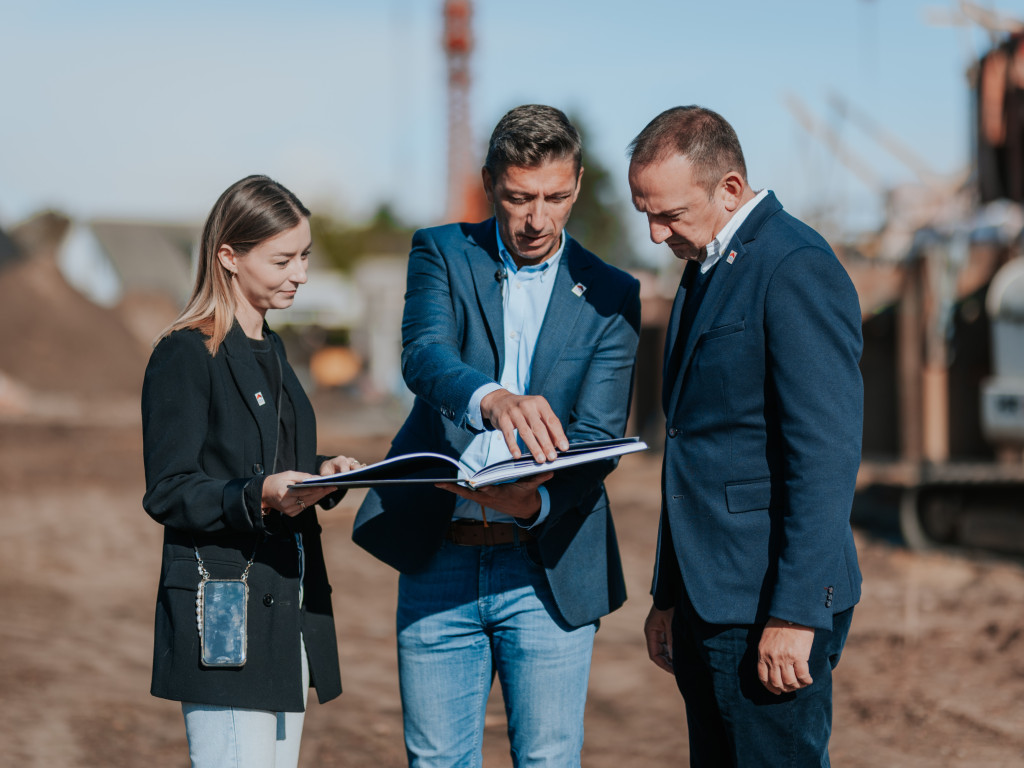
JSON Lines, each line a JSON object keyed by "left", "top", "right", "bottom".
{"left": 0, "top": 213, "right": 151, "bottom": 401}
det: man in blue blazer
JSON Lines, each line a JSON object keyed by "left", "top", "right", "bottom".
{"left": 628, "top": 106, "right": 863, "bottom": 766}
{"left": 353, "top": 105, "right": 641, "bottom": 767}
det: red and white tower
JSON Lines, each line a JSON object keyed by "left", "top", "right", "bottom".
{"left": 442, "top": 0, "right": 489, "bottom": 222}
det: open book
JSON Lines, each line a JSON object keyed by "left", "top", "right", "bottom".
{"left": 294, "top": 437, "right": 648, "bottom": 490}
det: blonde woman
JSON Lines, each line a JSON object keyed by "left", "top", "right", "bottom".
{"left": 142, "top": 175, "right": 358, "bottom": 768}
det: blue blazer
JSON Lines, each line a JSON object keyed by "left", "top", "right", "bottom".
{"left": 654, "top": 193, "right": 863, "bottom": 631}
{"left": 353, "top": 219, "right": 641, "bottom": 628}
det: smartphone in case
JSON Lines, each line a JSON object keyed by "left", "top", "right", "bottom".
{"left": 200, "top": 579, "right": 248, "bottom": 667}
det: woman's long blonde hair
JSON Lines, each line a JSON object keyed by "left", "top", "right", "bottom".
{"left": 157, "top": 175, "right": 310, "bottom": 355}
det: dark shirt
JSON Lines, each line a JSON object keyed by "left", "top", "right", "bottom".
{"left": 250, "top": 337, "right": 297, "bottom": 473}
{"left": 244, "top": 337, "right": 298, "bottom": 520}
{"left": 666, "top": 260, "right": 719, "bottom": 383}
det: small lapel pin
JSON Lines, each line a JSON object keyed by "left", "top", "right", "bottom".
{"left": 726, "top": 250, "right": 737, "bottom": 264}
{"left": 571, "top": 282, "right": 587, "bottom": 297}
{"left": 255, "top": 392, "right": 266, "bottom": 406}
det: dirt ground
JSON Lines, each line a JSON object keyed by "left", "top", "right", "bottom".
{"left": 2, "top": 386, "right": 1023, "bottom": 768}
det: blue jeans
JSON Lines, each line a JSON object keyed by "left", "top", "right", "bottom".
{"left": 397, "top": 538, "right": 597, "bottom": 768}
{"left": 181, "top": 636, "right": 310, "bottom": 768}
{"left": 672, "top": 589, "right": 854, "bottom": 768}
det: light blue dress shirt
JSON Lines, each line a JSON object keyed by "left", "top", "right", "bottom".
{"left": 453, "top": 222, "right": 567, "bottom": 526}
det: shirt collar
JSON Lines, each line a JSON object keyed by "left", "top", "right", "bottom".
{"left": 495, "top": 221, "right": 566, "bottom": 278}
{"left": 701, "top": 188, "right": 769, "bottom": 273}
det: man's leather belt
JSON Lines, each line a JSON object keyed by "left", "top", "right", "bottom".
{"left": 446, "top": 520, "right": 533, "bottom": 546}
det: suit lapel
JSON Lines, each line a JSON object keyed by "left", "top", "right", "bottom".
{"left": 662, "top": 261, "right": 696, "bottom": 415}
{"left": 465, "top": 220, "right": 506, "bottom": 374}
{"left": 223, "top": 323, "right": 279, "bottom": 469}
{"left": 530, "top": 240, "right": 591, "bottom": 395}
{"left": 276, "top": 336, "right": 315, "bottom": 471}
{"left": 665, "top": 192, "right": 782, "bottom": 419}
{"left": 665, "top": 246, "right": 746, "bottom": 419}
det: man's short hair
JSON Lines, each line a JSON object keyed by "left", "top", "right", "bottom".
{"left": 484, "top": 105, "right": 582, "bottom": 177}
{"left": 627, "top": 106, "right": 747, "bottom": 196}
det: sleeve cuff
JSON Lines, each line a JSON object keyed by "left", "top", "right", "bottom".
{"left": 467, "top": 382, "right": 504, "bottom": 431}
{"left": 515, "top": 486, "right": 550, "bottom": 529}
{"left": 243, "top": 475, "right": 267, "bottom": 532}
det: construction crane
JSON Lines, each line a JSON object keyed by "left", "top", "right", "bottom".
{"left": 442, "top": 0, "right": 489, "bottom": 223}
{"left": 812, "top": 5, "right": 1024, "bottom": 553}
{"left": 924, "top": 0, "right": 1024, "bottom": 41}
{"left": 783, "top": 88, "right": 975, "bottom": 261}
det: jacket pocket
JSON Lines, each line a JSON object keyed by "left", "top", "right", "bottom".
{"left": 700, "top": 320, "right": 745, "bottom": 343}
{"left": 163, "top": 555, "right": 247, "bottom": 589}
{"left": 163, "top": 558, "right": 202, "bottom": 590}
{"left": 725, "top": 478, "right": 771, "bottom": 514}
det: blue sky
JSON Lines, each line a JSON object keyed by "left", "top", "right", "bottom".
{"left": 0, "top": 0, "right": 1016, "bottom": 264}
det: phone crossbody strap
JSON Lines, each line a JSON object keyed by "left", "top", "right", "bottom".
{"left": 193, "top": 540, "right": 258, "bottom": 638}
{"left": 192, "top": 334, "right": 284, "bottom": 639}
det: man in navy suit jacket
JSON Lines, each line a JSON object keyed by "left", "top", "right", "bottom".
{"left": 353, "top": 105, "right": 640, "bottom": 767}
{"left": 628, "top": 106, "right": 863, "bottom": 766}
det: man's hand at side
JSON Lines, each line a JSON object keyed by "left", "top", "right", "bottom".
{"left": 644, "top": 604, "right": 675, "bottom": 674}
{"left": 480, "top": 389, "right": 569, "bottom": 462}
{"left": 757, "top": 617, "right": 815, "bottom": 694}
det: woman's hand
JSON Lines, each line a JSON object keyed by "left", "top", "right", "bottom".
{"left": 260, "top": 471, "right": 324, "bottom": 517}
{"left": 261, "top": 457, "right": 364, "bottom": 517}
{"left": 319, "top": 455, "right": 365, "bottom": 476}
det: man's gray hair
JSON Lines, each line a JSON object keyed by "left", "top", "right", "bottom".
{"left": 628, "top": 106, "right": 747, "bottom": 196}
{"left": 484, "top": 104, "right": 582, "bottom": 177}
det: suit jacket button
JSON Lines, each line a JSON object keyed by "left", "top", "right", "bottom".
{"left": 668, "top": 427, "right": 679, "bottom": 438}
{"left": 253, "top": 464, "right": 264, "bottom": 475}
{"left": 263, "top": 593, "right": 274, "bottom": 607}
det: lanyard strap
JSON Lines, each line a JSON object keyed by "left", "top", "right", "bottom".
{"left": 193, "top": 539, "right": 258, "bottom": 584}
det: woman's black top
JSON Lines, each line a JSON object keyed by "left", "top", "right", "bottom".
{"left": 250, "top": 336, "right": 297, "bottom": 473}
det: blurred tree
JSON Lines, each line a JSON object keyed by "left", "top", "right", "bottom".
{"left": 310, "top": 203, "right": 417, "bottom": 273}
{"left": 569, "top": 113, "right": 639, "bottom": 269}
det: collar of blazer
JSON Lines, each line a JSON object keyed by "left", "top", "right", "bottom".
{"left": 221, "top": 320, "right": 287, "bottom": 473}
{"left": 733, "top": 190, "right": 782, "bottom": 247}
{"left": 463, "top": 217, "right": 595, "bottom": 396}
{"left": 664, "top": 193, "right": 782, "bottom": 418}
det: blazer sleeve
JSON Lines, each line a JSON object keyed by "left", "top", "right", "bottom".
{"left": 400, "top": 228, "right": 495, "bottom": 430}
{"left": 542, "top": 275, "right": 642, "bottom": 527}
{"left": 141, "top": 332, "right": 261, "bottom": 535}
{"left": 764, "top": 246, "right": 863, "bottom": 629}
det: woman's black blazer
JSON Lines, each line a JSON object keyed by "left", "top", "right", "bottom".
{"left": 142, "top": 322, "right": 342, "bottom": 711}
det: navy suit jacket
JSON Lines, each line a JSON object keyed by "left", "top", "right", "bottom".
{"left": 353, "top": 219, "right": 641, "bottom": 628}
{"left": 654, "top": 193, "right": 863, "bottom": 631}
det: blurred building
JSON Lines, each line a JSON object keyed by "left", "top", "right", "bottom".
{"left": 53, "top": 218, "right": 404, "bottom": 397}
{"left": 59, "top": 219, "right": 198, "bottom": 347}
{"left": 352, "top": 255, "right": 409, "bottom": 401}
